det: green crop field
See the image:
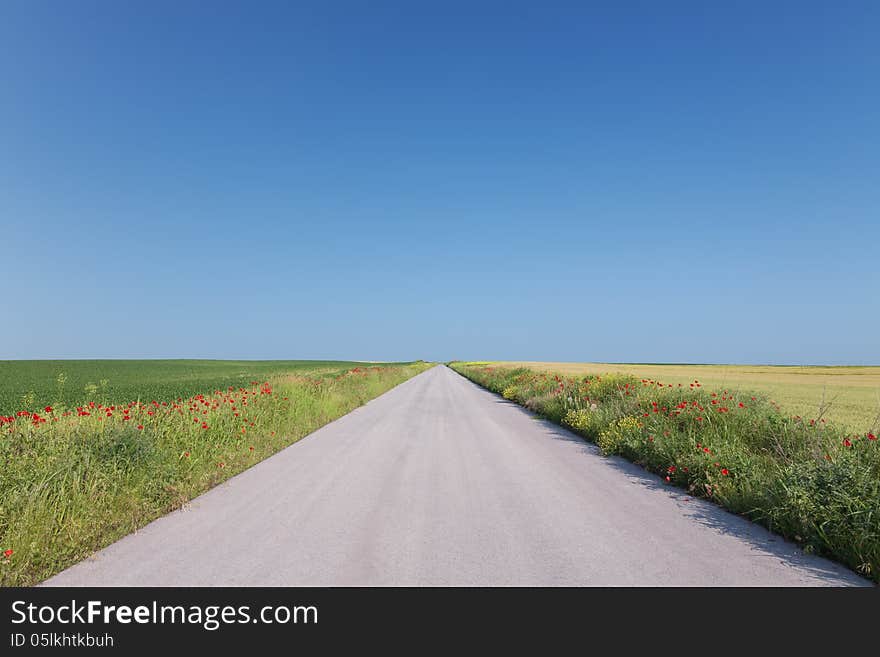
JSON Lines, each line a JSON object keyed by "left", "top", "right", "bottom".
{"left": 0, "top": 359, "right": 412, "bottom": 415}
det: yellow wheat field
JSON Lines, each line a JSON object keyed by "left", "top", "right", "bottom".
{"left": 487, "top": 362, "right": 880, "bottom": 431}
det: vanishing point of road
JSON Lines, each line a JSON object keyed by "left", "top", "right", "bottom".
{"left": 45, "top": 365, "right": 868, "bottom": 586}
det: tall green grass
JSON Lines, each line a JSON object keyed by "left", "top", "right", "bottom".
{"left": 450, "top": 362, "right": 879, "bottom": 583}
{"left": 0, "top": 362, "right": 432, "bottom": 586}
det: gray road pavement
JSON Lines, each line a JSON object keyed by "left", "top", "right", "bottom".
{"left": 45, "top": 365, "right": 868, "bottom": 586}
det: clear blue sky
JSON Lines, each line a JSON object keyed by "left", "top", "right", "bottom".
{"left": 2, "top": 1, "right": 878, "bottom": 364}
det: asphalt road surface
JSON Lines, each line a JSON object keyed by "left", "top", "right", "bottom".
{"left": 45, "top": 365, "right": 867, "bottom": 586}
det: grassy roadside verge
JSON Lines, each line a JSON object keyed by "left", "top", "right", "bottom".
{"left": 449, "top": 361, "right": 879, "bottom": 583}
{"left": 1, "top": 362, "right": 433, "bottom": 586}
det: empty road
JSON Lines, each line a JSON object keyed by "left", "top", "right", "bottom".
{"left": 45, "top": 365, "right": 867, "bottom": 586}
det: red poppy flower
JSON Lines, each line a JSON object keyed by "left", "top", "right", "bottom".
{"left": 721, "top": 468, "right": 730, "bottom": 476}
{"left": 868, "top": 433, "right": 877, "bottom": 441}
{"left": 2, "top": 549, "right": 12, "bottom": 559}
{"left": 137, "top": 425, "right": 144, "bottom": 430}
{"left": 843, "top": 438, "right": 852, "bottom": 447}
{"left": 44, "top": 406, "right": 53, "bottom": 413}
